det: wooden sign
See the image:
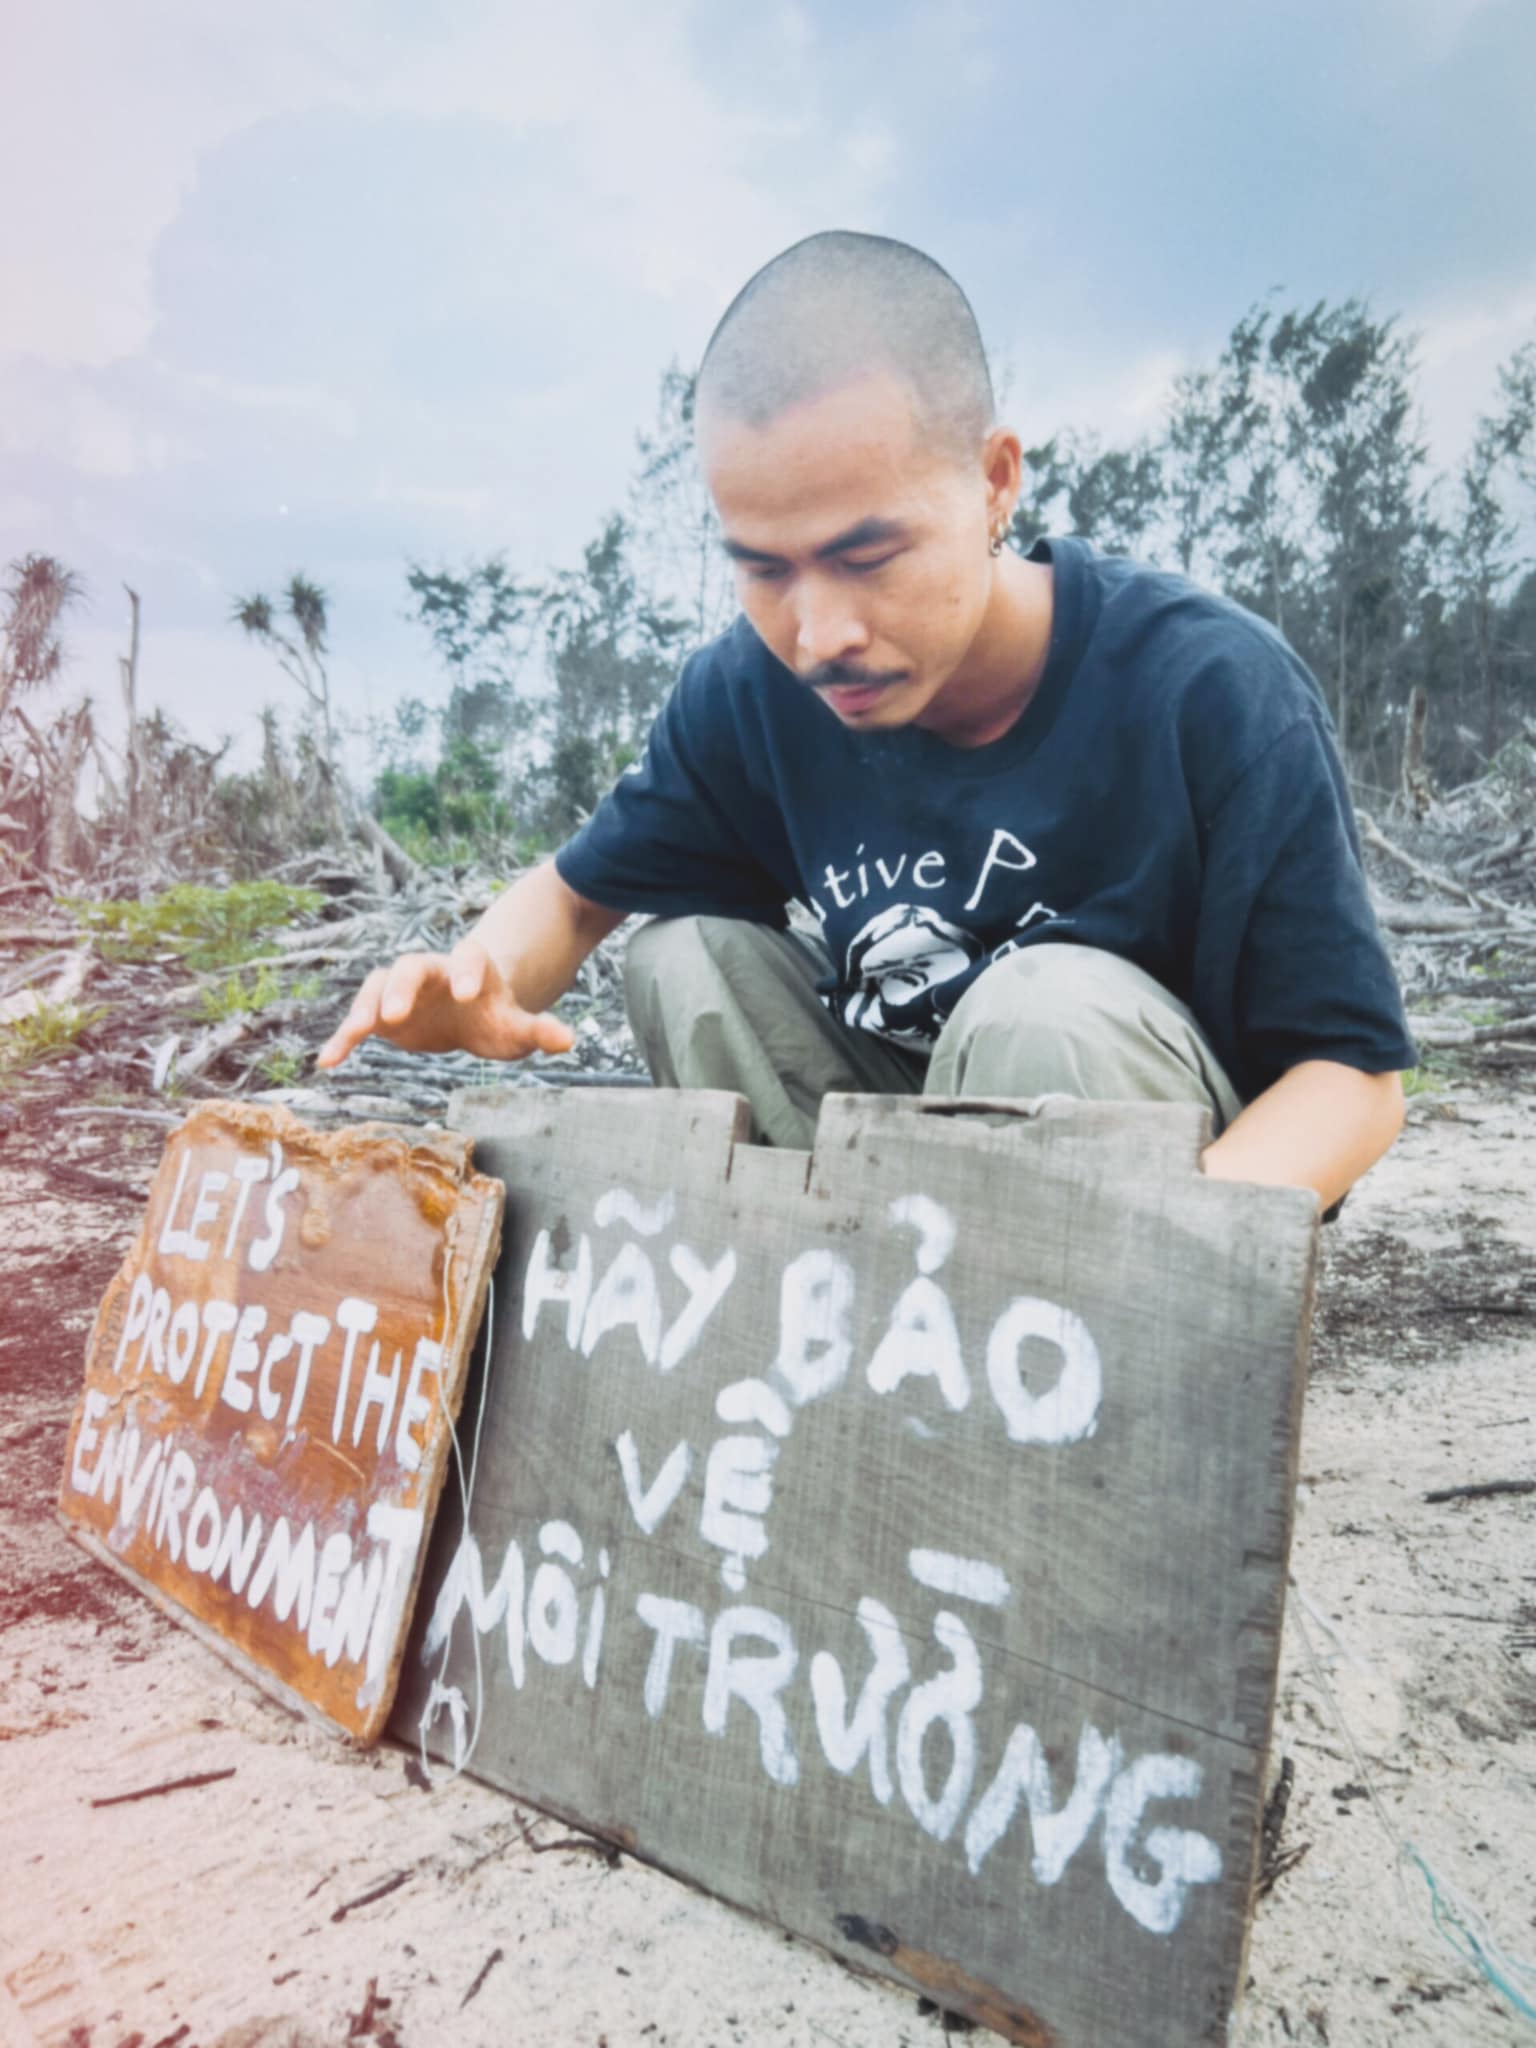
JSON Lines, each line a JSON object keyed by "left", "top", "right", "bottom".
{"left": 59, "top": 1101, "right": 503, "bottom": 1741}
{"left": 392, "top": 1087, "right": 1317, "bottom": 2047}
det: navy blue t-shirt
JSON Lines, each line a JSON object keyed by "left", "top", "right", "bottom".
{"left": 556, "top": 535, "right": 1417, "bottom": 1107}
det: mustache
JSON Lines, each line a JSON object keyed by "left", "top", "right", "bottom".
{"left": 800, "top": 662, "right": 907, "bottom": 691}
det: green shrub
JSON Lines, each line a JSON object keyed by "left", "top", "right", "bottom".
{"left": 258, "top": 1043, "right": 306, "bottom": 1088}
{"left": 64, "top": 882, "right": 323, "bottom": 970}
{"left": 198, "top": 964, "right": 285, "bottom": 1021}
{"left": 1, "top": 998, "right": 110, "bottom": 1072}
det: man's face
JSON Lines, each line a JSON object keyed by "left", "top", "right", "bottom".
{"left": 700, "top": 370, "right": 998, "bottom": 732}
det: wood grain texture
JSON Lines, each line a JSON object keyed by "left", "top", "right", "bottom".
{"left": 392, "top": 1087, "right": 1317, "bottom": 2046}
{"left": 58, "top": 1100, "right": 503, "bottom": 1742}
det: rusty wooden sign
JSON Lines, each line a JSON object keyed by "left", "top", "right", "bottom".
{"left": 393, "top": 1087, "right": 1318, "bottom": 2048}
{"left": 59, "top": 1101, "right": 503, "bottom": 1741}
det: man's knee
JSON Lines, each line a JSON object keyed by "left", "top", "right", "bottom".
{"left": 945, "top": 943, "right": 1133, "bottom": 1037}
{"left": 933, "top": 941, "right": 1237, "bottom": 1122}
{"left": 624, "top": 915, "right": 733, "bottom": 1010}
{"left": 624, "top": 915, "right": 688, "bottom": 1006}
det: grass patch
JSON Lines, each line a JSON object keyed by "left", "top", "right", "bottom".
{"left": 258, "top": 1044, "right": 306, "bottom": 1088}
{"left": 64, "top": 882, "right": 323, "bottom": 971}
{"left": 197, "top": 966, "right": 325, "bottom": 1023}
{"left": 1402, "top": 1055, "right": 1460, "bottom": 1097}
{"left": 198, "top": 963, "right": 285, "bottom": 1021}
{"left": 0, "top": 998, "right": 110, "bottom": 1073}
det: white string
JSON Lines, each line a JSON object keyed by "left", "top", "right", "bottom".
{"left": 415, "top": 1248, "right": 494, "bottom": 1787}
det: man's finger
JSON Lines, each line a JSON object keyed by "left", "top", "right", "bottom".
{"left": 316, "top": 968, "right": 388, "bottom": 1069}
{"left": 523, "top": 1010, "right": 576, "bottom": 1056}
{"left": 448, "top": 938, "right": 489, "bottom": 1003}
{"left": 379, "top": 954, "right": 440, "bottom": 1025}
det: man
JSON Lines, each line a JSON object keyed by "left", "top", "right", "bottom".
{"left": 320, "top": 231, "right": 1415, "bottom": 1217}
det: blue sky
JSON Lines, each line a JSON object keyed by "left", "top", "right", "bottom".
{"left": 3, "top": 0, "right": 1533, "bottom": 765}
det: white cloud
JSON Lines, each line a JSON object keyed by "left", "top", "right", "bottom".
{"left": 0, "top": 375, "right": 180, "bottom": 478}
{"left": 370, "top": 478, "right": 496, "bottom": 517}
{"left": 0, "top": 0, "right": 340, "bottom": 366}
{"left": 1384, "top": 0, "right": 1502, "bottom": 65}
{"left": 1003, "top": 341, "right": 1190, "bottom": 449}
{"left": 1409, "top": 277, "right": 1536, "bottom": 475}
{"left": 188, "top": 374, "right": 358, "bottom": 437}
{"left": 845, "top": 125, "right": 898, "bottom": 182}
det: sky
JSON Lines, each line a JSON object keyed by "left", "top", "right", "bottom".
{"left": 3, "top": 0, "right": 1534, "bottom": 768}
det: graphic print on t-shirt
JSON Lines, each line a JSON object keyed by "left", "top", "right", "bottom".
{"left": 839, "top": 904, "right": 985, "bottom": 1045}
{"left": 806, "top": 828, "right": 1072, "bottom": 1048}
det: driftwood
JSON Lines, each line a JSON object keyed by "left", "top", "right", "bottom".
{"left": 1409, "top": 1011, "right": 1536, "bottom": 1048}
{"left": 1358, "top": 812, "right": 1536, "bottom": 930}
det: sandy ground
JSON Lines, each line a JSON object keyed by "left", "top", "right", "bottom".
{"left": 0, "top": 1080, "right": 1533, "bottom": 2048}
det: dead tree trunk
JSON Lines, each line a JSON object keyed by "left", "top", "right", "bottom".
{"left": 1399, "top": 685, "right": 1434, "bottom": 819}
{"left": 120, "top": 585, "right": 142, "bottom": 848}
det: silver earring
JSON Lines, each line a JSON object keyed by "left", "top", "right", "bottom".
{"left": 989, "top": 531, "right": 1005, "bottom": 556}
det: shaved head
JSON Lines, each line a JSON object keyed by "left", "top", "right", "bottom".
{"left": 697, "top": 231, "right": 995, "bottom": 463}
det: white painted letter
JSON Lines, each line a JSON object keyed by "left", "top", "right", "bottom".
{"left": 307, "top": 1531, "right": 353, "bottom": 1655}
{"left": 192, "top": 1299, "right": 239, "bottom": 1401}
{"left": 810, "top": 1596, "right": 910, "bottom": 1804}
{"left": 358, "top": 1502, "right": 423, "bottom": 1706}
{"left": 183, "top": 1485, "right": 223, "bottom": 1575}
{"left": 220, "top": 1304, "right": 268, "bottom": 1415}
{"left": 419, "top": 1533, "right": 526, "bottom": 1688}
{"left": 661, "top": 1245, "right": 738, "bottom": 1371}
{"left": 147, "top": 1444, "right": 192, "bottom": 1556}
{"left": 897, "top": 1610, "right": 983, "bottom": 1841}
{"left": 702, "top": 1605, "right": 800, "bottom": 1788}
{"left": 986, "top": 1297, "right": 1102, "bottom": 1446}
{"left": 165, "top": 1300, "right": 200, "bottom": 1387}
{"left": 527, "top": 1561, "right": 580, "bottom": 1666}
{"left": 248, "top": 1151, "right": 300, "bottom": 1272}
{"left": 248, "top": 1515, "right": 317, "bottom": 1629}
{"left": 908, "top": 1550, "right": 1011, "bottom": 1607}
{"left": 522, "top": 1226, "right": 593, "bottom": 1347}
{"left": 256, "top": 1327, "right": 294, "bottom": 1423}
{"left": 155, "top": 1149, "right": 194, "bottom": 1258}
{"left": 635, "top": 1593, "right": 707, "bottom": 1719}
{"left": 581, "top": 1242, "right": 662, "bottom": 1366}
{"left": 394, "top": 1338, "right": 441, "bottom": 1472}
{"left": 770, "top": 1248, "right": 854, "bottom": 1408}
{"left": 184, "top": 1169, "right": 227, "bottom": 1262}
{"left": 964, "top": 1721, "right": 1121, "bottom": 1881}
{"left": 351, "top": 1342, "right": 402, "bottom": 1454}
{"left": 866, "top": 1277, "right": 970, "bottom": 1412}
{"left": 212, "top": 1505, "right": 263, "bottom": 1595}
{"left": 284, "top": 1309, "right": 331, "bottom": 1430}
{"left": 1102, "top": 1754, "right": 1223, "bottom": 1935}
{"left": 615, "top": 1431, "right": 692, "bottom": 1535}
{"left": 330, "top": 1297, "right": 378, "bottom": 1441}
{"left": 70, "top": 1389, "right": 109, "bottom": 1491}
{"left": 223, "top": 1152, "right": 269, "bottom": 1259}
{"left": 700, "top": 1436, "right": 778, "bottom": 1588}
{"left": 111, "top": 1274, "right": 153, "bottom": 1376}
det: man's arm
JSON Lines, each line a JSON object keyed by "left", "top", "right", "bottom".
{"left": 317, "top": 859, "right": 627, "bottom": 1069}
{"left": 1198, "top": 1058, "right": 1406, "bottom": 1211}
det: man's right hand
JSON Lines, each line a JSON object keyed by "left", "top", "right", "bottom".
{"left": 316, "top": 937, "right": 576, "bottom": 1070}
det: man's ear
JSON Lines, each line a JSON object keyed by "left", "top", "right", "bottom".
{"left": 981, "top": 424, "right": 1023, "bottom": 530}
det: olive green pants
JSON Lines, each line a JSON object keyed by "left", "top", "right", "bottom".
{"left": 624, "top": 917, "right": 1243, "bottom": 1152}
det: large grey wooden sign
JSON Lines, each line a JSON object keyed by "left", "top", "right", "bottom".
{"left": 392, "top": 1088, "right": 1318, "bottom": 2048}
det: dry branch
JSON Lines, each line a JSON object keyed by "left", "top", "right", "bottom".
{"left": 1358, "top": 811, "right": 1536, "bottom": 930}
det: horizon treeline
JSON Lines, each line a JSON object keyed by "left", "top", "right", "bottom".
{"left": 3, "top": 292, "right": 1534, "bottom": 883}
